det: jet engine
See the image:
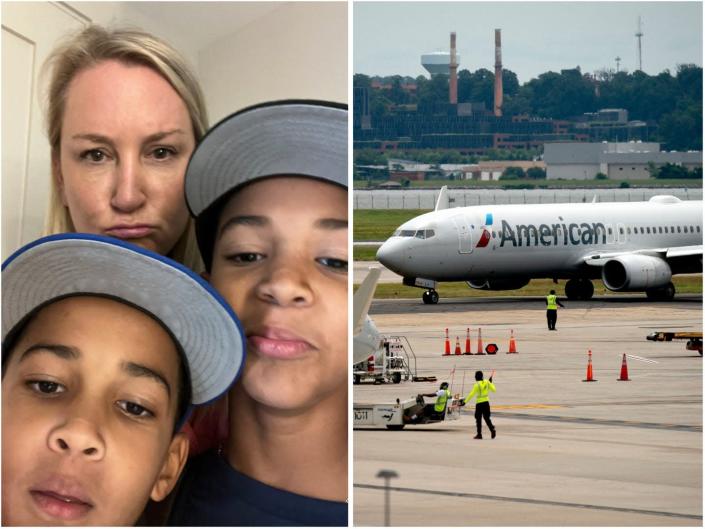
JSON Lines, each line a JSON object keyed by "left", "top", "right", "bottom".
{"left": 466, "top": 277, "right": 530, "bottom": 291}
{"left": 601, "top": 254, "right": 672, "bottom": 291}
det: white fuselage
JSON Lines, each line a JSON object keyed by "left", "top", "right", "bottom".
{"left": 376, "top": 197, "right": 703, "bottom": 282}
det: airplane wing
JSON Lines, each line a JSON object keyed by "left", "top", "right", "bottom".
{"left": 582, "top": 245, "right": 703, "bottom": 266}
{"left": 353, "top": 267, "right": 381, "bottom": 334}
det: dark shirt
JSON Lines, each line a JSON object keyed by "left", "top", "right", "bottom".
{"left": 169, "top": 450, "right": 348, "bottom": 526}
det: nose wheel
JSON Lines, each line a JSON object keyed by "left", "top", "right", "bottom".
{"left": 422, "top": 290, "right": 439, "bottom": 304}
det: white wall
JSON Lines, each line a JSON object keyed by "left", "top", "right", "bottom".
{"left": 198, "top": 2, "right": 347, "bottom": 123}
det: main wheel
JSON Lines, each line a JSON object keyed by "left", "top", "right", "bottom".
{"left": 564, "top": 279, "right": 580, "bottom": 300}
{"left": 391, "top": 372, "right": 402, "bottom": 384}
{"left": 422, "top": 291, "right": 431, "bottom": 304}
{"left": 577, "top": 279, "right": 594, "bottom": 300}
{"left": 429, "top": 290, "right": 439, "bottom": 304}
{"left": 646, "top": 282, "right": 675, "bottom": 301}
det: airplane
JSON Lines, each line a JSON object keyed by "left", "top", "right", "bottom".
{"left": 376, "top": 186, "right": 703, "bottom": 304}
{"left": 353, "top": 267, "right": 384, "bottom": 364}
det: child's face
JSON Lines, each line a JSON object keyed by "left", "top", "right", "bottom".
{"left": 2, "top": 296, "right": 188, "bottom": 525}
{"left": 210, "top": 176, "right": 347, "bottom": 411}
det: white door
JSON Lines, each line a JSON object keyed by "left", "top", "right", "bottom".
{"left": 2, "top": 2, "right": 92, "bottom": 260}
{"left": 452, "top": 214, "right": 473, "bottom": 254}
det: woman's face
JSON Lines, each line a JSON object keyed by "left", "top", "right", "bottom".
{"left": 56, "top": 60, "right": 195, "bottom": 256}
{"left": 209, "top": 177, "right": 348, "bottom": 412}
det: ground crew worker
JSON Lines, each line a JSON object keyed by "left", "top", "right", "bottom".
{"left": 460, "top": 371, "right": 496, "bottom": 439}
{"left": 421, "top": 381, "right": 452, "bottom": 420}
{"left": 546, "top": 289, "right": 565, "bottom": 330}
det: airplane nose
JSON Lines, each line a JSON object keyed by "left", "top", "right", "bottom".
{"left": 376, "top": 239, "right": 407, "bottom": 274}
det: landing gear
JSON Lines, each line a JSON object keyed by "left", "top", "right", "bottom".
{"left": 646, "top": 282, "right": 675, "bottom": 301}
{"left": 422, "top": 290, "right": 439, "bottom": 305}
{"left": 565, "top": 278, "right": 594, "bottom": 300}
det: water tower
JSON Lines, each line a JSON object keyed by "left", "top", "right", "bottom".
{"left": 421, "top": 51, "right": 454, "bottom": 76}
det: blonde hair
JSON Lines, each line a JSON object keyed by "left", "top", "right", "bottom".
{"left": 42, "top": 24, "right": 207, "bottom": 271}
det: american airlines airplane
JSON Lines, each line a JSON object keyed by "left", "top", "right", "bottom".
{"left": 376, "top": 187, "right": 703, "bottom": 304}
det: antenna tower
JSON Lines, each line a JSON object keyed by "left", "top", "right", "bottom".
{"left": 615, "top": 56, "right": 621, "bottom": 72}
{"left": 635, "top": 16, "right": 643, "bottom": 71}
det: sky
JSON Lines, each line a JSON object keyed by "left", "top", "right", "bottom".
{"left": 353, "top": 1, "right": 703, "bottom": 83}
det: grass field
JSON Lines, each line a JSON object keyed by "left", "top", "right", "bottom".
{"left": 353, "top": 178, "right": 703, "bottom": 190}
{"left": 353, "top": 276, "right": 703, "bottom": 299}
{"left": 353, "top": 209, "right": 427, "bottom": 241}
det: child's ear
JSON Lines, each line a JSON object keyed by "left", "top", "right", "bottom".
{"left": 150, "top": 432, "right": 189, "bottom": 502}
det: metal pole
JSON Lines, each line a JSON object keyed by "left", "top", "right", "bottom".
{"left": 376, "top": 470, "right": 398, "bottom": 526}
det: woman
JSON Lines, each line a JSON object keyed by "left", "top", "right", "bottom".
{"left": 169, "top": 101, "right": 348, "bottom": 526}
{"left": 42, "top": 24, "right": 207, "bottom": 270}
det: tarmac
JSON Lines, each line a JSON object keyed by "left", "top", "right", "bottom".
{"left": 353, "top": 295, "right": 703, "bottom": 526}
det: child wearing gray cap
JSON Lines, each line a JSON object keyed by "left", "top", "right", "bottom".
{"left": 169, "top": 100, "right": 348, "bottom": 526}
{"left": 1, "top": 234, "right": 245, "bottom": 526}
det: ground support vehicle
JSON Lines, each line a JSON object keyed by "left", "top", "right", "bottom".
{"left": 647, "top": 331, "right": 703, "bottom": 355}
{"left": 353, "top": 395, "right": 463, "bottom": 430}
{"left": 353, "top": 336, "right": 418, "bottom": 384}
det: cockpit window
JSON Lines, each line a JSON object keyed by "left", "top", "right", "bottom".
{"left": 395, "top": 228, "right": 434, "bottom": 238}
{"left": 413, "top": 229, "right": 436, "bottom": 239}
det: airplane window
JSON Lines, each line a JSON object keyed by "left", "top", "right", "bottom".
{"left": 640, "top": 227, "right": 644, "bottom": 234}
{"left": 677, "top": 226, "right": 681, "bottom": 233}
{"left": 608, "top": 227, "right": 612, "bottom": 235}
{"left": 646, "top": 227, "right": 650, "bottom": 234}
{"left": 415, "top": 230, "right": 425, "bottom": 239}
{"left": 697, "top": 226, "right": 701, "bottom": 233}
{"left": 619, "top": 227, "right": 624, "bottom": 235}
{"left": 652, "top": 226, "right": 656, "bottom": 232}
{"left": 400, "top": 230, "right": 416, "bottom": 237}
{"left": 670, "top": 227, "right": 675, "bottom": 233}
{"left": 627, "top": 227, "right": 631, "bottom": 234}
{"left": 690, "top": 226, "right": 694, "bottom": 233}
{"left": 426, "top": 229, "right": 435, "bottom": 238}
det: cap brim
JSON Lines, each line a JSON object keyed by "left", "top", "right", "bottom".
{"left": 2, "top": 234, "right": 245, "bottom": 405}
{"left": 185, "top": 100, "right": 348, "bottom": 219}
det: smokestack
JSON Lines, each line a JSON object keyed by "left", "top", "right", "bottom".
{"left": 494, "top": 28, "right": 503, "bottom": 117}
{"left": 449, "top": 31, "right": 458, "bottom": 104}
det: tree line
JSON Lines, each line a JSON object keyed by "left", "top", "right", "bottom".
{"left": 354, "top": 64, "right": 702, "bottom": 151}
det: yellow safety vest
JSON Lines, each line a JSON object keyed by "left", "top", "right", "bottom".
{"left": 435, "top": 389, "right": 451, "bottom": 413}
{"left": 547, "top": 294, "right": 558, "bottom": 310}
{"left": 464, "top": 380, "right": 496, "bottom": 404}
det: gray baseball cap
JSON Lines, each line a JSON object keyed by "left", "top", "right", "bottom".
{"left": 184, "top": 100, "right": 348, "bottom": 269}
{"left": 2, "top": 234, "right": 245, "bottom": 407}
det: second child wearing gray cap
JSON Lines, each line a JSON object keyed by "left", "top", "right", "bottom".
{"left": 169, "top": 100, "right": 348, "bottom": 526}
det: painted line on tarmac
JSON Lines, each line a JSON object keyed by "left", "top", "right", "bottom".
{"left": 353, "top": 484, "right": 702, "bottom": 521}
{"left": 485, "top": 411, "right": 702, "bottom": 432}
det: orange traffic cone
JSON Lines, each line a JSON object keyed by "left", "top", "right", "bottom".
{"left": 617, "top": 353, "right": 630, "bottom": 381}
{"left": 464, "top": 328, "right": 472, "bottom": 355}
{"left": 582, "top": 349, "right": 597, "bottom": 382}
{"left": 443, "top": 328, "right": 450, "bottom": 356}
{"left": 476, "top": 328, "right": 485, "bottom": 355}
{"left": 507, "top": 329, "right": 518, "bottom": 354}
{"left": 454, "top": 336, "right": 462, "bottom": 355}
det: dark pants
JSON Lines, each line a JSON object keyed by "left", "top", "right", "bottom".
{"left": 475, "top": 401, "right": 494, "bottom": 435}
{"left": 547, "top": 309, "right": 557, "bottom": 330}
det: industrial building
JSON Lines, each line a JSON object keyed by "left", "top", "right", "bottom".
{"left": 544, "top": 141, "right": 702, "bottom": 180}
